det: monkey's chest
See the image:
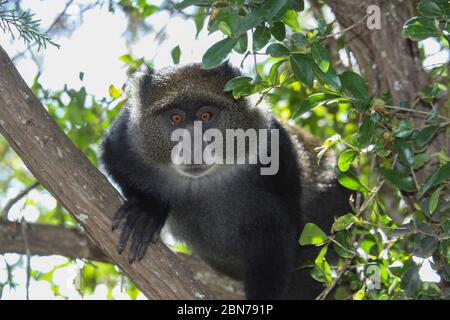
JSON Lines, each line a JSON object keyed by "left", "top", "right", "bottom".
{"left": 165, "top": 197, "right": 247, "bottom": 278}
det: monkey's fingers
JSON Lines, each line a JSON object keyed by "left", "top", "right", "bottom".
{"left": 136, "top": 228, "right": 155, "bottom": 261}
{"left": 117, "top": 209, "right": 140, "bottom": 254}
{"left": 151, "top": 222, "right": 164, "bottom": 244}
{"left": 128, "top": 214, "right": 150, "bottom": 264}
{"left": 112, "top": 201, "right": 132, "bottom": 231}
{"left": 136, "top": 217, "right": 163, "bottom": 261}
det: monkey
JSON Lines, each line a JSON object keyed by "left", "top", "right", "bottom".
{"left": 100, "top": 63, "right": 352, "bottom": 299}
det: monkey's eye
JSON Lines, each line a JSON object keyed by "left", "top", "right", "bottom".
{"left": 169, "top": 112, "right": 184, "bottom": 125}
{"left": 199, "top": 111, "right": 213, "bottom": 123}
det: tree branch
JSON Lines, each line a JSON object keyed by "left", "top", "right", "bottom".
{"left": 0, "top": 220, "right": 244, "bottom": 299}
{"left": 0, "top": 45, "right": 212, "bottom": 299}
{"left": 0, "top": 220, "right": 109, "bottom": 262}
{"left": 2, "top": 181, "right": 39, "bottom": 221}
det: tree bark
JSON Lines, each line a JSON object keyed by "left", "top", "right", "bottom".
{"left": 0, "top": 221, "right": 109, "bottom": 262}
{"left": 0, "top": 45, "right": 212, "bottom": 300}
{"left": 325, "top": 0, "right": 427, "bottom": 104}
{"left": 324, "top": 0, "right": 447, "bottom": 182}
{"left": 0, "top": 220, "right": 244, "bottom": 299}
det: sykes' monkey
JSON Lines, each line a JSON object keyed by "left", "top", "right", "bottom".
{"left": 101, "top": 63, "right": 352, "bottom": 299}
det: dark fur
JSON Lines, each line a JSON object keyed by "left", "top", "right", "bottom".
{"left": 101, "top": 63, "right": 352, "bottom": 299}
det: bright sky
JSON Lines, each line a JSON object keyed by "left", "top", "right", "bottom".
{"left": 0, "top": 0, "right": 447, "bottom": 299}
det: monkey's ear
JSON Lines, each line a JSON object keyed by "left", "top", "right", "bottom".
{"left": 137, "top": 65, "right": 154, "bottom": 88}
{"left": 130, "top": 65, "right": 155, "bottom": 106}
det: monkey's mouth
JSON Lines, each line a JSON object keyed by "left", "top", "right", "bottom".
{"left": 176, "top": 164, "right": 214, "bottom": 178}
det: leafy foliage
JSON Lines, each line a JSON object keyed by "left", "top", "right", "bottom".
{"left": 0, "top": 0, "right": 449, "bottom": 300}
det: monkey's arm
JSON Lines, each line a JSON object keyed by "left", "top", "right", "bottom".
{"left": 101, "top": 108, "right": 169, "bottom": 263}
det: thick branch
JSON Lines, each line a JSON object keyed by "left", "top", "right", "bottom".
{"left": 0, "top": 221, "right": 108, "bottom": 262}
{"left": 0, "top": 220, "right": 244, "bottom": 299}
{"left": 324, "top": 0, "right": 427, "bottom": 104}
{"left": 0, "top": 45, "right": 212, "bottom": 299}
{"left": 324, "top": 0, "right": 446, "bottom": 182}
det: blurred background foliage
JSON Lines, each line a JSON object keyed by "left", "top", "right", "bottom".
{"left": 0, "top": 0, "right": 449, "bottom": 300}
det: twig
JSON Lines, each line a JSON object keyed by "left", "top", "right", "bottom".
{"left": 12, "top": 0, "right": 80, "bottom": 61}
{"left": 326, "top": 13, "right": 370, "bottom": 39}
{"left": 329, "top": 238, "right": 359, "bottom": 256}
{"left": 2, "top": 182, "right": 39, "bottom": 221}
{"left": 20, "top": 218, "right": 31, "bottom": 300}
{"left": 316, "top": 258, "right": 352, "bottom": 300}
{"left": 385, "top": 105, "right": 450, "bottom": 122}
{"left": 0, "top": 1, "right": 59, "bottom": 50}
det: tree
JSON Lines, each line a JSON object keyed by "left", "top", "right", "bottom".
{"left": 0, "top": 0, "right": 448, "bottom": 300}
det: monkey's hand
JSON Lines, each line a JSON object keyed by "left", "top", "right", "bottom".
{"left": 111, "top": 196, "right": 169, "bottom": 264}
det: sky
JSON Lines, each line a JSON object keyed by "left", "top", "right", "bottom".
{"left": 0, "top": 0, "right": 447, "bottom": 299}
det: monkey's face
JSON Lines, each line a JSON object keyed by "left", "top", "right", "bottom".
{"left": 130, "top": 64, "right": 266, "bottom": 178}
{"left": 138, "top": 97, "right": 260, "bottom": 178}
{"left": 161, "top": 99, "right": 221, "bottom": 178}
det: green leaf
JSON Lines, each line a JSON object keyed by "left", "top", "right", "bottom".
{"left": 338, "top": 149, "right": 358, "bottom": 172}
{"left": 175, "top": 0, "right": 213, "bottom": 10}
{"left": 108, "top": 84, "right": 121, "bottom": 99}
{"left": 414, "top": 233, "right": 438, "bottom": 258}
{"left": 292, "top": 32, "right": 308, "bottom": 48}
{"left": 420, "top": 282, "right": 442, "bottom": 298}
{"left": 395, "top": 139, "right": 415, "bottom": 166}
{"left": 299, "top": 223, "right": 327, "bottom": 245}
{"left": 333, "top": 230, "right": 354, "bottom": 258}
{"left": 380, "top": 167, "right": 416, "bottom": 192}
{"left": 202, "top": 38, "right": 237, "bottom": 69}
{"left": 429, "top": 187, "right": 442, "bottom": 214}
{"left": 171, "top": 45, "right": 181, "bottom": 64}
{"left": 336, "top": 169, "right": 369, "bottom": 192}
{"left": 419, "top": 83, "right": 448, "bottom": 103}
{"left": 224, "top": 76, "right": 253, "bottom": 92}
{"left": 419, "top": 163, "right": 450, "bottom": 196}
{"left": 311, "top": 42, "right": 330, "bottom": 73}
{"left": 290, "top": 53, "right": 314, "bottom": 88}
{"left": 403, "top": 17, "right": 441, "bottom": 41}
{"left": 357, "top": 116, "right": 375, "bottom": 147}
{"left": 235, "top": 0, "right": 289, "bottom": 35}
{"left": 315, "top": 244, "right": 328, "bottom": 267}
{"left": 269, "top": 60, "right": 286, "bottom": 85}
{"left": 253, "top": 26, "right": 271, "bottom": 51}
{"left": 271, "top": 21, "right": 286, "bottom": 41}
{"left": 292, "top": 93, "right": 343, "bottom": 118}
{"left": 194, "top": 7, "right": 205, "bottom": 38}
{"left": 413, "top": 153, "right": 431, "bottom": 169}
{"left": 332, "top": 213, "right": 358, "bottom": 232}
{"left": 311, "top": 62, "right": 341, "bottom": 90}
{"left": 314, "top": 245, "right": 332, "bottom": 284}
{"left": 266, "top": 43, "right": 290, "bottom": 57}
{"left": 232, "top": 83, "right": 257, "bottom": 98}
{"left": 401, "top": 265, "right": 421, "bottom": 297}
{"left": 413, "top": 125, "right": 439, "bottom": 150}
{"left": 218, "top": 21, "right": 232, "bottom": 36}
{"left": 282, "top": 9, "right": 300, "bottom": 31}
{"left": 394, "top": 120, "right": 414, "bottom": 138}
{"left": 340, "top": 71, "right": 369, "bottom": 100}
{"left": 172, "top": 243, "right": 193, "bottom": 255}
{"left": 418, "top": 0, "right": 449, "bottom": 17}
{"left": 353, "top": 289, "right": 365, "bottom": 300}
{"left": 233, "top": 33, "right": 248, "bottom": 54}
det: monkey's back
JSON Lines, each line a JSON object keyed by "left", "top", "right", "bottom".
{"left": 284, "top": 124, "right": 351, "bottom": 231}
